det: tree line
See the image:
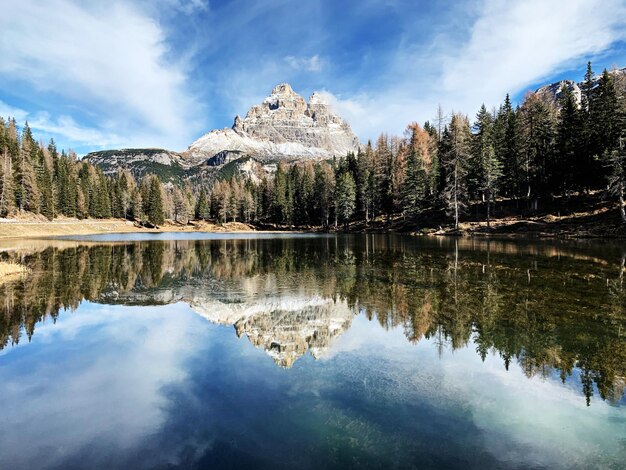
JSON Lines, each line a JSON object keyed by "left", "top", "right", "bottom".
{"left": 0, "top": 118, "right": 193, "bottom": 226}
{"left": 195, "top": 63, "right": 626, "bottom": 228}
{"left": 1, "top": 62, "right": 624, "bottom": 229}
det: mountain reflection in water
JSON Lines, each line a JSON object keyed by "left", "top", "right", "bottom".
{"left": 0, "top": 235, "right": 624, "bottom": 404}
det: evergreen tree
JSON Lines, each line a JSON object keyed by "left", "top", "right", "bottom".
{"left": 313, "top": 162, "right": 334, "bottom": 227}
{"left": 0, "top": 145, "right": 15, "bottom": 216}
{"left": 556, "top": 84, "right": 583, "bottom": 195}
{"left": 359, "top": 141, "right": 376, "bottom": 222}
{"left": 443, "top": 114, "right": 472, "bottom": 229}
{"left": 471, "top": 104, "right": 495, "bottom": 201}
{"left": 15, "top": 122, "right": 40, "bottom": 212}
{"left": 146, "top": 175, "right": 165, "bottom": 226}
{"left": 129, "top": 187, "right": 143, "bottom": 220}
{"left": 401, "top": 124, "right": 429, "bottom": 219}
{"left": 195, "top": 189, "right": 209, "bottom": 220}
{"left": 481, "top": 145, "right": 502, "bottom": 227}
{"left": 594, "top": 69, "right": 620, "bottom": 157}
{"left": 335, "top": 170, "right": 356, "bottom": 230}
{"left": 272, "top": 163, "right": 293, "bottom": 224}
{"left": 498, "top": 95, "right": 523, "bottom": 198}
{"left": 520, "top": 93, "right": 555, "bottom": 205}
{"left": 374, "top": 134, "right": 394, "bottom": 221}
{"left": 605, "top": 136, "right": 626, "bottom": 224}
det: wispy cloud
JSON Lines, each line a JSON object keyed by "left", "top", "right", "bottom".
{"left": 0, "top": 0, "right": 202, "bottom": 151}
{"left": 0, "top": 100, "right": 29, "bottom": 122}
{"left": 1, "top": 0, "right": 624, "bottom": 151}
{"left": 328, "top": 0, "right": 626, "bottom": 140}
{"left": 0, "top": 100, "right": 122, "bottom": 149}
{"left": 285, "top": 55, "right": 325, "bottom": 72}
{"left": 164, "top": 0, "right": 209, "bottom": 15}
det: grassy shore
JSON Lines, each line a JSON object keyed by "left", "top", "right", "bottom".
{"left": 2, "top": 193, "right": 624, "bottom": 240}
{"left": 0, "top": 215, "right": 256, "bottom": 240}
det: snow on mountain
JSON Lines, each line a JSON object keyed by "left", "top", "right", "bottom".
{"left": 182, "top": 83, "right": 360, "bottom": 163}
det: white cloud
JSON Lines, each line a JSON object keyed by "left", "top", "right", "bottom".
{"left": 0, "top": 0, "right": 201, "bottom": 151}
{"left": 0, "top": 302, "right": 203, "bottom": 469}
{"left": 285, "top": 54, "right": 325, "bottom": 72}
{"left": 441, "top": 0, "right": 626, "bottom": 105}
{"left": 163, "top": 0, "right": 209, "bottom": 15}
{"left": 29, "top": 113, "right": 123, "bottom": 149}
{"left": 0, "top": 100, "right": 29, "bottom": 122}
{"left": 0, "top": 101, "right": 124, "bottom": 150}
{"left": 327, "top": 0, "right": 626, "bottom": 141}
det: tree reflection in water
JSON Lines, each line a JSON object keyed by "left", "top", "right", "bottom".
{"left": 0, "top": 235, "right": 624, "bottom": 404}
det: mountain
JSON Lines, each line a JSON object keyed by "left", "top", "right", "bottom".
{"left": 84, "top": 83, "right": 360, "bottom": 183}
{"left": 182, "top": 83, "right": 359, "bottom": 164}
{"left": 534, "top": 67, "right": 626, "bottom": 106}
{"left": 84, "top": 70, "right": 625, "bottom": 185}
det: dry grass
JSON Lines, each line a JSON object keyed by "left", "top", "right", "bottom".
{"left": 0, "top": 218, "right": 258, "bottom": 239}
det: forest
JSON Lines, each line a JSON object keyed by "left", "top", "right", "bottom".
{"left": 1, "top": 63, "right": 624, "bottom": 230}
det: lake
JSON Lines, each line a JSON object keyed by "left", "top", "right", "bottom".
{"left": 0, "top": 233, "right": 624, "bottom": 469}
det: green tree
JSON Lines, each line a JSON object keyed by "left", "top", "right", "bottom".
{"left": 335, "top": 170, "right": 356, "bottom": 230}
{"left": 195, "top": 189, "right": 209, "bottom": 220}
{"left": 519, "top": 93, "right": 555, "bottom": 205}
{"left": 146, "top": 176, "right": 165, "bottom": 226}
{"left": 443, "top": 113, "right": 472, "bottom": 229}
{"left": 0, "top": 146, "right": 15, "bottom": 217}
{"left": 401, "top": 124, "right": 429, "bottom": 219}
{"left": 471, "top": 104, "right": 495, "bottom": 200}
{"left": 556, "top": 84, "right": 583, "bottom": 195}
{"left": 481, "top": 145, "right": 502, "bottom": 227}
{"left": 313, "top": 162, "right": 334, "bottom": 227}
{"left": 605, "top": 137, "right": 626, "bottom": 224}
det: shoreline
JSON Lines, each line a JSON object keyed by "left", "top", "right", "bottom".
{"left": 0, "top": 217, "right": 261, "bottom": 240}
{"left": 1, "top": 212, "right": 625, "bottom": 241}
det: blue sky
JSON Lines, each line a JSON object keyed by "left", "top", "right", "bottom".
{"left": 1, "top": 0, "right": 625, "bottom": 155}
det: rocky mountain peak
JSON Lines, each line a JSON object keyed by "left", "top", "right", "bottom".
{"left": 184, "top": 83, "right": 360, "bottom": 163}
{"left": 534, "top": 68, "right": 626, "bottom": 106}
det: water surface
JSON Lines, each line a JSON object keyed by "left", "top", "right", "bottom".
{"left": 0, "top": 234, "right": 624, "bottom": 469}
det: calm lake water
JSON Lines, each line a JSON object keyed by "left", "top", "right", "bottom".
{"left": 0, "top": 234, "right": 624, "bottom": 469}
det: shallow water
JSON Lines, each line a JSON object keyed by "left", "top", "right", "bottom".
{"left": 0, "top": 234, "right": 624, "bottom": 469}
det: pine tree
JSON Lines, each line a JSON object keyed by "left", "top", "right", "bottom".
{"left": 443, "top": 113, "right": 472, "bottom": 229}
{"left": 359, "top": 141, "right": 376, "bottom": 222}
{"left": 36, "top": 145, "right": 55, "bottom": 220}
{"left": 195, "top": 189, "right": 209, "bottom": 220}
{"left": 471, "top": 104, "right": 495, "bottom": 201}
{"left": 520, "top": 93, "right": 555, "bottom": 205}
{"left": 375, "top": 134, "right": 394, "bottom": 221}
{"left": 594, "top": 69, "right": 620, "bottom": 157}
{"left": 498, "top": 95, "right": 523, "bottom": 199}
{"left": 556, "top": 84, "right": 583, "bottom": 195}
{"left": 146, "top": 175, "right": 165, "bottom": 226}
{"left": 313, "top": 162, "right": 334, "bottom": 227}
{"left": 335, "top": 170, "right": 356, "bottom": 230}
{"left": 15, "top": 122, "right": 40, "bottom": 213}
{"left": 481, "top": 145, "right": 502, "bottom": 227}
{"left": 605, "top": 136, "right": 626, "bottom": 224}
{"left": 0, "top": 146, "right": 15, "bottom": 216}
{"left": 130, "top": 187, "right": 143, "bottom": 220}
{"left": 401, "top": 124, "right": 429, "bottom": 219}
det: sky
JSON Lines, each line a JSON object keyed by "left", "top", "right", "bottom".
{"left": 0, "top": 0, "right": 625, "bottom": 155}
